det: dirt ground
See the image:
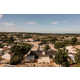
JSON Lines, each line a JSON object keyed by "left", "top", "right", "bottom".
{"left": 0, "top": 62, "right": 59, "bottom": 67}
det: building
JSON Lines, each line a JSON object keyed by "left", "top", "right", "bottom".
{"left": 24, "top": 38, "right": 34, "bottom": 42}
{"left": 24, "top": 51, "right": 38, "bottom": 63}
{"left": 2, "top": 53, "right": 11, "bottom": 61}
{"left": 66, "top": 46, "right": 77, "bottom": 54}
{"left": 38, "top": 56, "right": 50, "bottom": 64}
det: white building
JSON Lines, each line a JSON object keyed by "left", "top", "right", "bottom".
{"left": 38, "top": 56, "right": 50, "bottom": 64}
{"left": 66, "top": 46, "right": 77, "bottom": 54}
{"left": 2, "top": 53, "right": 11, "bottom": 61}
{"left": 68, "top": 54, "right": 75, "bottom": 63}
{"left": 24, "top": 38, "right": 34, "bottom": 42}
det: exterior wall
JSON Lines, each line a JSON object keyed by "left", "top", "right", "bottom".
{"left": 38, "top": 57, "right": 50, "bottom": 64}
{"left": 2, "top": 53, "right": 11, "bottom": 61}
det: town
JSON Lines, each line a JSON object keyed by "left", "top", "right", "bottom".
{"left": 0, "top": 32, "right": 80, "bottom": 67}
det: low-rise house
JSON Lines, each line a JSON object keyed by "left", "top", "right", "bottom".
{"left": 3, "top": 45, "right": 8, "bottom": 50}
{"left": 37, "top": 51, "right": 50, "bottom": 64}
{"left": 7, "top": 45, "right": 11, "bottom": 49}
{"left": 2, "top": 53, "right": 11, "bottom": 61}
{"left": 0, "top": 40, "right": 3, "bottom": 44}
{"left": 24, "top": 51, "right": 38, "bottom": 63}
{"left": 46, "top": 49, "right": 56, "bottom": 59}
{"left": 68, "top": 54, "right": 75, "bottom": 63}
{"left": 24, "top": 38, "right": 34, "bottom": 42}
{"left": 39, "top": 44, "right": 46, "bottom": 51}
{"left": 66, "top": 46, "right": 77, "bottom": 54}
{"left": 38, "top": 55, "right": 50, "bottom": 64}
{"left": 1, "top": 50, "right": 11, "bottom": 63}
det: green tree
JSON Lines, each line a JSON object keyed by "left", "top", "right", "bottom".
{"left": 71, "top": 37, "right": 77, "bottom": 45}
{"left": 0, "top": 44, "right": 4, "bottom": 48}
{"left": 10, "top": 43, "right": 32, "bottom": 65}
{"left": 55, "top": 48, "right": 70, "bottom": 67}
{"left": 50, "top": 37, "right": 57, "bottom": 43}
{"left": 54, "top": 42, "right": 65, "bottom": 49}
{"left": 75, "top": 49, "right": 80, "bottom": 64}
{"left": 44, "top": 45, "right": 50, "bottom": 51}
{"left": 41, "top": 39, "right": 48, "bottom": 44}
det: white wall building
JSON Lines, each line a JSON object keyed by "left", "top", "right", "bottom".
{"left": 66, "top": 46, "right": 77, "bottom": 54}
{"left": 38, "top": 56, "right": 50, "bottom": 64}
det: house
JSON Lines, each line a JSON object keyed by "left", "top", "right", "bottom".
{"left": 37, "top": 51, "right": 50, "bottom": 64}
{"left": 24, "top": 51, "right": 38, "bottom": 63}
{"left": 0, "top": 52, "right": 11, "bottom": 64}
{"left": 66, "top": 46, "right": 77, "bottom": 54}
{"left": 24, "top": 38, "right": 34, "bottom": 42}
{"left": 46, "top": 49, "right": 56, "bottom": 59}
{"left": 3, "top": 45, "right": 8, "bottom": 50}
{"left": 68, "top": 54, "right": 75, "bottom": 63}
{"left": 38, "top": 55, "right": 50, "bottom": 64}
{"left": 2, "top": 52, "right": 11, "bottom": 61}
{"left": 31, "top": 44, "right": 39, "bottom": 51}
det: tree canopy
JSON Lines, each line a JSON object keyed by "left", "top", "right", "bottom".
{"left": 10, "top": 43, "right": 32, "bottom": 65}
{"left": 55, "top": 48, "right": 70, "bottom": 67}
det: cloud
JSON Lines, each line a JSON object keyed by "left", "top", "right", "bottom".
{"left": 51, "top": 21, "right": 58, "bottom": 24}
{"left": 0, "top": 22, "right": 17, "bottom": 32}
{"left": 0, "top": 22, "right": 16, "bottom": 26}
{"left": 25, "top": 21, "right": 37, "bottom": 24}
{"left": 0, "top": 14, "right": 4, "bottom": 19}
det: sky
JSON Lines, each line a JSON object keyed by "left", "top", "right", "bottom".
{"left": 0, "top": 14, "right": 80, "bottom": 33}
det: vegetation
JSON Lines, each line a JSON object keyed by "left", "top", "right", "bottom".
{"left": 44, "top": 45, "right": 50, "bottom": 51}
{"left": 54, "top": 42, "right": 65, "bottom": 49}
{"left": 55, "top": 48, "right": 70, "bottom": 67}
{"left": 71, "top": 37, "right": 77, "bottom": 45}
{"left": 23, "top": 35, "right": 32, "bottom": 39}
{"left": 10, "top": 43, "right": 32, "bottom": 65}
{"left": 7, "top": 36, "right": 14, "bottom": 44}
{"left": 75, "top": 49, "right": 80, "bottom": 64}
{"left": 41, "top": 39, "right": 48, "bottom": 44}
{"left": 50, "top": 37, "right": 57, "bottom": 43}
{"left": 0, "top": 44, "right": 4, "bottom": 48}
{"left": 0, "top": 56, "right": 2, "bottom": 61}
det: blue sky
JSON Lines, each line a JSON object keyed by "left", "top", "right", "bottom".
{"left": 0, "top": 14, "right": 80, "bottom": 33}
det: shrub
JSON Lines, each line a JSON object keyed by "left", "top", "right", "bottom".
{"left": 44, "top": 45, "right": 50, "bottom": 51}
{"left": 54, "top": 42, "right": 65, "bottom": 49}
{"left": 71, "top": 37, "right": 77, "bottom": 45}
{"left": 50, "top": 37, "right": 57, "bottom": 43}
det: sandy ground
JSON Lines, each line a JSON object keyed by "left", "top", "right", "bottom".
{"left": 0, "top": 62, "right": 59, "bottom": 67}
{"left": 16, "top": 62, "right": 59, "bottom": 67}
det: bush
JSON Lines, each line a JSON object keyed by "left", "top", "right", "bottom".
{"left": 50, "top": 37, "right": 57, "bottom": 43}
{"left": 54, "top": 42, "right": 65, "bottom": 49}
{"left": 0, "top": 44, "right": 4, "bottom": 48}
{"left": 44, "top": 45, "right": 50, "bottom": 51}
{"left": 71, "top": 37, "right": 77, "bottom": 45}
